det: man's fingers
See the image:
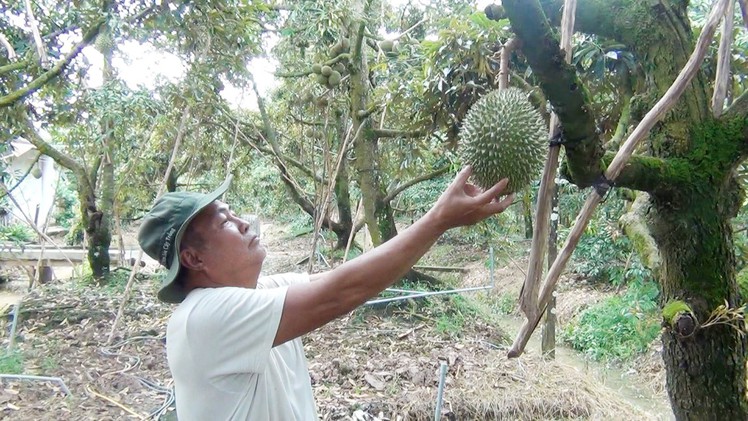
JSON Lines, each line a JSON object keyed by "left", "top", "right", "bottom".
{"left": 478, "top": 178, "right": 509, "bottom": 203}
{"left": 453, "top": 166, "right": 473, "bottom": 188}
{"left": 498, "top": 193, "right": 515, "bottom": 210}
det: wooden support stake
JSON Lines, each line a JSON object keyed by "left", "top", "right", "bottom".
{"left": 509, "top": 0, "right": 731, "bottom": 358}
{"left": 106, "top": 106, "right": 190, "bottom": 345}
{"left": 519, "top": 0, "right": 576, "bottom": 324}
{"left": 498, "top": 38, "right": 518, "bottom": 90}
{"left": 712, "top": 0, "right": 735, "bottom": 117}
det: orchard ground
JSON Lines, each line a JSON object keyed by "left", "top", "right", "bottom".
{"left": 0, "top": 220, "right": 672, "bottom": 420}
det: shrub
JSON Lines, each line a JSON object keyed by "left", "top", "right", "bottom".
{"left": 0, "top": 223, "right": 35, "bottom": 244}
{"left": 562, "top": 280, "right": 661, "bottom": 362}
{"left": 737, "top": 268, "right": 748, "bottom": 303}
{"left": 0, "top": 351, "right": 24, "bottom": 374}
{"left": 568, "top": 221, "right": 651, "bottom": 286}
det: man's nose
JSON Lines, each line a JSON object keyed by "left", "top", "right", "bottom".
{"left": 237, "top": 218, "right": 250, "bottom": 234}
{"left": 239, "top": 214, "right": 261, "bottom": 238}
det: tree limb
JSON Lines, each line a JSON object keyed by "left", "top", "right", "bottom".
{"left": 206, "top": 117, "right": 326, "bottom": 184}
{"left": 712, "top": 0, "right": 734, "bottom": 117}
{"left": 372, "top": 128, "right": 425, "bottom": 139}
{"left": 598, "top": 152, "right": 690, "bottom": 196}
{"left": 20, "top": 113, "right": 83, "bottom": 175}
{"left": 723, "top": 90, "right": 748, "bottom": 120}
{"left": 503, "top": 0, "right": 603, "bottom": 186}
{"left": 0, "top": 20, "right": 105, "bottom": 107}
{"left": 0, "top": 61, "right": 28, "bottom": 76}
{"left": 383, "top": 165, "right": 450, "bottom": 203}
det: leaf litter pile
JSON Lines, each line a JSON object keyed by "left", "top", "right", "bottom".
{"left": 0, "top": 228, "right": 664, "bottom": 420}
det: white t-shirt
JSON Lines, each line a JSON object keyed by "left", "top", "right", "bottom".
{"left": 166, "top": 273, "right": 318, "bottom": 420}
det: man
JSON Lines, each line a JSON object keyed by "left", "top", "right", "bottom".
{"left": 138, "top": 166, "right": 513, "bottom": 420}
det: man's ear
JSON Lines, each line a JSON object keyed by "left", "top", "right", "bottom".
{"left": 180, "top": 247, "right": 204, "bottom": 271}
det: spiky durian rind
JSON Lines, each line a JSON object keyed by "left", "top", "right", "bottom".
{"left": 460, "top": 87, "right": 547, "bottom": 193}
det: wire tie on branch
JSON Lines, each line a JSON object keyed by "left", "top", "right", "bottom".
{"left": 548, "top": 130, "right": 565, "bottom": 147}
{"left": 592, "top": 174, "right": 614, "bottom": 201}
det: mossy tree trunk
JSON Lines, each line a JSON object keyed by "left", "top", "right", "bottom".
{"left": 85, "top": 27, "right": 116, "bottom": 283}
{"left": 334, "top": 111, "right": 353, "bottom": 249}
{"left": 505, "top": 0, "right": 748, "bottom": 418}
{"left": 349, "top": 0, "right": 398, "bottom": 247}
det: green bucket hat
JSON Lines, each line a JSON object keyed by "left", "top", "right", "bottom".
{"left": 138, "top": 176, "right": 232, "bottom": 303}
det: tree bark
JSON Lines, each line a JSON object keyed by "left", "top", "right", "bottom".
{"left": 349, "top": 0, "right": 395, "bottom": 247}
{"left": 651, "top": 188, "right": 748, "bottom": 418}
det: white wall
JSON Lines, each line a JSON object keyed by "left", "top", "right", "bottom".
{"left": 5, "top": 143, "right": 57, "bottom": 227}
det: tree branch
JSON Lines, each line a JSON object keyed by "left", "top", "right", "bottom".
{"left": 0, "top": 61, "right": 28, "bottom": 76}
{"left": 598, "top": 152, "right": 690, "bottom": 196}
{"left": 723, "top": 90, "right": 748, "bottom": 120}
{"left": 0, "top": 20, "right": 105, "bottom": 107}
{"left": 383, "top": 165, "right": 450, "bottom": 203}
{"left": 372, "top": 128, "right": 425, "bottom": 139}
{"left": 738, "top": 0, "right": 748, "bottom": 30}
{"left": 503, "top": 0, "right": 603, "bottom": 186}
{"left": 20, "top": 113, "right": 83, "bottom": 175}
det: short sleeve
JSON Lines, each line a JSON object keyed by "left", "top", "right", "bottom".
{"left": 258, "top": 272, "right": 310, "bottom": 289}
{"left": 185, "top": 287, "right": 287, "bottom": 376}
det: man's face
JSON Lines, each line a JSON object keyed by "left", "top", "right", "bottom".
{"left": 184, "top": 200, "right": 266, "bottom": 288}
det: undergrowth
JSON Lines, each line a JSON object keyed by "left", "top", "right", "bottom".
{"left": 0, "top": 223, "right": 35, "bottom": 245}
{"left": 0, "top": 350, "right": 24, "bottom": 374}
{"left": 562, "top": 280, "right": 661, "bottom": 363}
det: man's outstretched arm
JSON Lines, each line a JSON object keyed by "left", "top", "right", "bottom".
{"left": 274, "top": 166, "right": 514, "bottom": 346}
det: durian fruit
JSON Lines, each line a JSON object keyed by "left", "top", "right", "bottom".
{"left": 484, "top": 4, "right": 506, "bottom": 21}
{"left": 333, "top": 62, "right": 346, "bottom": 74}
{"left": 321, "top": 65, "right": 333, "bottom": 76}
{"left": 315, "top": 74, "right": 328, "bottom": 85}
{"left": 460, "top": 87, "right": 547, "bottom": 193}
{"left": 312, "top": 63, "right": 323, "bottom": 74}
{"left": 94, "top": 30, "right": 114, "bottom": 54}
{"left": 328, "top": 71, "right": 342, "bottom": 87}
{"left": 378, "top": 39, "right": 394, "bottom": 52}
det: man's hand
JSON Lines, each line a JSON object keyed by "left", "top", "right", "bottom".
{"left": 428, "top": 166, "right": 515, "bottom": 231}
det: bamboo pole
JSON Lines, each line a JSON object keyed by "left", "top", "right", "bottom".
{"left": 509, "top": 0, "right": 731, "bottom": 357}
{"left": 498, "top": 38, "right": 518, "bottom": 90}
{"left": 519, "top": 0, "right": 576, "bottom": 323}
{"left": 712, "top": 0, "right": 735, "bottom": 117}
{"left": 24, "top": 0, "right": 47, "bottom": 67}
{"left": 106, "top": 106, "right": 190, "bottom": 345}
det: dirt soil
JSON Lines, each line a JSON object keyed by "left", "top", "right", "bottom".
{"left": 0, "top": 222, "right": 670, "bottom": 420}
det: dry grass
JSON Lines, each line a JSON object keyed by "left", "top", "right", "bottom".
{"left": 306, "top": 306, "right": 657, "bottom": 421}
